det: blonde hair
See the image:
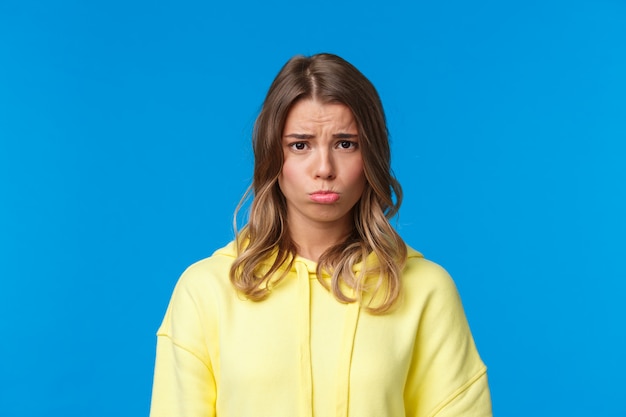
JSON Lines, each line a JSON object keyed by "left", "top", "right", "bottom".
{"left": 230, "top": 53, "right": 407, "bottom": 313}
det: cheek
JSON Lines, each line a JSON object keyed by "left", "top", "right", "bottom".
{"left": 341, "top": 161, "right": 366, "bottom": 203}
{"left": 349, "top": 160, "right": 366, "bottom": 188}
{"left": 278, "top": 159, "right": 299, "bottom": 190}
{"left": 279, "top": 161, "right": 290, "bottom": 182}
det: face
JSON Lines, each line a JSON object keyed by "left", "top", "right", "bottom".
{"left": 278, "top": 98, "right": 366, "bottom": 233}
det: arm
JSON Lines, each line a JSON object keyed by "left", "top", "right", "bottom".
{"left": 150, "top": 264, "right": 218, "bottom": 417}
{"left": 404, "top": 259, "right": 492, "bottom": 417}
{"left": 425, "top": 371, "right": 491, "bottom": 417}
{"left": 150, "top": 335, "right": 217, "bottom": 417}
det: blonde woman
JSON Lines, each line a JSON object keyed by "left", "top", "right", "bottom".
{"left": 150, "top": 53, "right": 492, "bottom": 417}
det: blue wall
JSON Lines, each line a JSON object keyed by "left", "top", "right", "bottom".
{"left": 1, "top": 1, "right": 625, "bottom": 415}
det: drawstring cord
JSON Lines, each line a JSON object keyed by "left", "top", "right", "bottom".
{"left": 335, "top": 302, "right": 361, "bottom": 417}
{"left": 296, "top": 261, "right": 313, "bottom": 417}
{"left": 295, "top": 260, "right": 361, "bottom": 417}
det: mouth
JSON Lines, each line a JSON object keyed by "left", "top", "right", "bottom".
{"left": 309, "top": 190, "right": 340, "bottom": 204}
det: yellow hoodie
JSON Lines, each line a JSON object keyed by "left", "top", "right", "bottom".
{"left": 150, "top": 242, "right": 492, "bottom": 417}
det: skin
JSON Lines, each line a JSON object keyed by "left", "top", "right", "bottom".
{"left": 278, "top": 98, "right": 366, "bottom": 261}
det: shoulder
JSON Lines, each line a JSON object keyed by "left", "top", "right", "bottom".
{"left": 176, "top": 241, "right": 238, "bottom": 287}
{"left": 164, "top": 240, "right": 240, "bottom": 316}
{"left": 396, "top": 246, "right": 469, "bottom": 323}
{"left": 158, "top": 241, "right": 238, "bottom": 338}
{"left": 403, "top": 246, "right": 458, "bottom": 294}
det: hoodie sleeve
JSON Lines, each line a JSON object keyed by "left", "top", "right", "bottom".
{"left": 150, "top": 264, "right": 218, "bottom": 417}
{"left": 403, "top": 259, "right": 492, "bottom": 417}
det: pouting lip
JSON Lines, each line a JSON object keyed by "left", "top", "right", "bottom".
{"left": 309, "top": 190, "right": 338, "bottom": 195}
{"left": 309, "top": 191, "right": 340, "bottom": 204}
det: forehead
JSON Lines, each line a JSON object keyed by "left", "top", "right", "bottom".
{"left": 283, "top": 99, "right": 356, "bottom": 131}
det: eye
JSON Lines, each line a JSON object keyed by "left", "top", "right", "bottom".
{"left": 337, "top": 140, "right": 358, "bottom": 150}
{"left": 289, "top": 142, "right": 308, "bottom": 151}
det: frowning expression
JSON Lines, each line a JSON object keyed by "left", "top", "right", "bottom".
{"left": 279, "top": 98, "right": 366, "bottom": 231}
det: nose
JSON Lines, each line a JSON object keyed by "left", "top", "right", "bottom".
{"left": 314, "top": 149, "right": 335, "bottom": 180}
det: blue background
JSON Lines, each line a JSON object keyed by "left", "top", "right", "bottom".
{"left": 1, "top": 0, "right": 625, "bottom": 415}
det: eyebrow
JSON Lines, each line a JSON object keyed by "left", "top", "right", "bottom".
{"left": 284, "top": 133, "right": 359, "bottom": 140}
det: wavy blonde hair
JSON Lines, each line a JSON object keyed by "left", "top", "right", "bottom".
{"left": 230, "top": 53, "right": 407, "bottom": 313}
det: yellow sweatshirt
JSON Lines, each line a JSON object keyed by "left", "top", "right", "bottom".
{"left": 150, "top": 242, "right": 492, "bottom": 417}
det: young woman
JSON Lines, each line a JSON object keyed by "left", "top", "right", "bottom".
{"left": 150, "top": 53, "right": 492, "bottom": 417}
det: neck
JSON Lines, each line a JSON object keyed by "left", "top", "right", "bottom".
{"left": 287, "top": 218, "right": 353, "bottom": 263}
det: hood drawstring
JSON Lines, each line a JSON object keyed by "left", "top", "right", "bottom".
{"left": 296, "top": 261, "right": 313, "bottom": 417}
{"left": 295, "top": 259, "right": 361, "bottom": 417}
{"left": 335, "top": 301, "right": 361, "bottom": 417}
